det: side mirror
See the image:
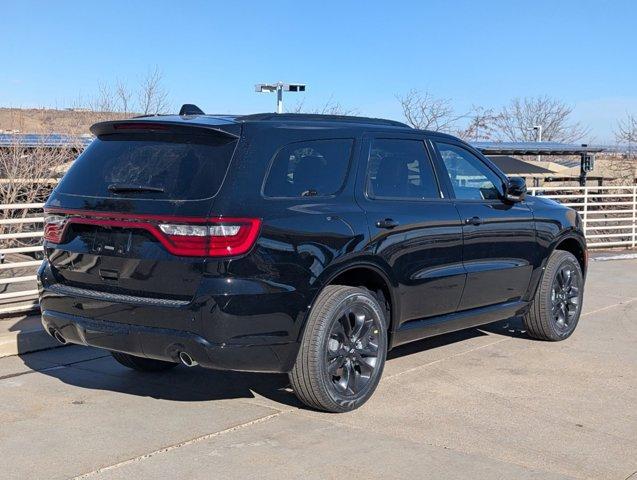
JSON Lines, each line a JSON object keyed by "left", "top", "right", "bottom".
{"left": 504, "top": 177, "right": 527, "bottom": 202}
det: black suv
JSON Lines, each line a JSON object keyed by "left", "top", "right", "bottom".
{"left": 38, "top": 111, "right": 586, "bottom": 412}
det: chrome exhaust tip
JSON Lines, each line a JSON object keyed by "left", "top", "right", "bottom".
{"left": 52, "top": 329, "right": 67, "bottom": 345}
{"left": 178, "top": 351, "right": 197, "bottom": 367}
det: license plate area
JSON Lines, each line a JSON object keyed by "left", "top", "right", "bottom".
{"left": 92, "top": 228, "right": 133, "bottom": 256}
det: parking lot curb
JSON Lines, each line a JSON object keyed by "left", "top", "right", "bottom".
{"left": 0, "top": 315, "right": 63, "bottom": 358}
{"left": 591, "top": 252, "right": 637, "bottom": 262}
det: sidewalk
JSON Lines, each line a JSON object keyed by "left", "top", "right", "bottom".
{"left": 0, "top": 259, "right": 636, "bottom": 479}
{"left": 0, "top": 313, "right": 58, "bottom": 358}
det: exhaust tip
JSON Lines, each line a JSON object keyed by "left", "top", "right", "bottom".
{"left": 178, "top": 351, "right": 197, "bottom": 367}
{"left": 51, "top": 329, "right": 67, "bottom": 345}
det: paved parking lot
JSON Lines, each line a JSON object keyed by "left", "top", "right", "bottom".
{"left": 1, "top": 259, "right": 636, "bottom": 480}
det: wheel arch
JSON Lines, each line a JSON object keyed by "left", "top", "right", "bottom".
{"left": 553, "top": 234, "right": 587, "bottom": 276}
{"left": 523, "top": 231, "right": 587, "bottom": 305}
{"left": 301, "top": 261, "right": 399, "bottom": 347}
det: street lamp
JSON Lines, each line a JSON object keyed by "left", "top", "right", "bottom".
{"left": 255, "top": 82, "right": 306, "bottom": 113}
{"left": 532, "top": 125, "right": 543, "bottom": 162}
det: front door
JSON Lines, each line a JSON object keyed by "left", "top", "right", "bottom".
{"left": 357, "top": 134, "right": 465, "bottom": 327}
{"left": 432, "top": 140, "right": 537, "bottom": 310}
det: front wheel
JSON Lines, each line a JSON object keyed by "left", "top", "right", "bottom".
{"left": 524, "top": 250, "right": 584, "bottom": 341}
{"left": 289, "top": 285, "right": 388, "bottom": 413}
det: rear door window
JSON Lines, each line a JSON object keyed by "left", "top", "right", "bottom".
{"left": 56, "top": 133, "right": 237, "bottom": 200}
{"left": 366, "top": 138, "right": 440, "bottom": 200}
{"left": 263, "top": 139, "right": 353, "bottom": 197}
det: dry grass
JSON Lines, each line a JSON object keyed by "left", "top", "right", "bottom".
{"left": 0, "top": 108, "right": 131, "bottom": 135}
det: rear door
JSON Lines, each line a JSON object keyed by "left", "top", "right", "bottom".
{"left": 357, "top": 133, "right": 465, "bottom": 326}
{"left": 44, "top": 122, "right": 240, "bottom": 302}
{"left": 431, "top": 139, "right": 537, "bottom": 310}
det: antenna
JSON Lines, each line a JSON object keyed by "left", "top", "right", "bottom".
{"left": 179, "top": 104, "right": 205, "bottom": 116}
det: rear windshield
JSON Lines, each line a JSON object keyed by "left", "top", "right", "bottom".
{"left": 56, "top": 133, "right": 237, "bottom": 200}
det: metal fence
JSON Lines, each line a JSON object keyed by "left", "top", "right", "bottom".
{"left": 0, "top": 202, "right": 44, "bottom": 315}
{"left": 0, "top": 186, "right": 635, "bottom": 315}
{"left": 529, "top": 185, "right": 637, "bottom": 249}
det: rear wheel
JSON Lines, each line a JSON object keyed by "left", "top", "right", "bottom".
{"left": 289, "top": 285, "right": 387, "bottom": 413}
{"left": 110, "top": 351, "right": 178, "bottom": 372}
{"left": 524, "top": 250, "right": 584, "bottom": 341}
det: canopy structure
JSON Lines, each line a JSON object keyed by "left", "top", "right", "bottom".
{"left": 486, "top": 156, "right": 553, "bottom": 175}
{"left": 471, "top": 142, "right": 605, "bottom": 185}
{"left": 472, "top": 141, "right": 603, "bottom": 156}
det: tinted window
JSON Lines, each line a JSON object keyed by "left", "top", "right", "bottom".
{"left": 263, "top": 139, "right": 353, "bottom": 197}
{"left": 367, "top": 139, "right": 440, "bottom": 200}
{"left": 57, "top": 133, "right": 236, "bottom": 200}
{"left": 436, "top": 142, "right": 502, "bottom": 200}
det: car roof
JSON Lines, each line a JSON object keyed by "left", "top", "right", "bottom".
{"left": 103, "top": 113, "right": 460, "bottom": 141}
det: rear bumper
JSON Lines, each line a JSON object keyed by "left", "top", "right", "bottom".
{"left": 41, "top": 310, "right": 297, "bottom": 373}
{"left": 37, "top": 261, "right": 303, "bottom": 373}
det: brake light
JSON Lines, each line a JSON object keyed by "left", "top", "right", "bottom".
{"left": 158, "top": 219, "right": 261, "bottom": 257}
{"left": 42, "top": 209, "right": 261, "bottom": 258}
{"left": 112, "top": 122, "right": 169, "bottom": 131}
{"left": 43, "top": 214, "right": 67, "bottom": 243}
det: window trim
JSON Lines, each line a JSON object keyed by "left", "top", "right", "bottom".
{"left": 363, "top": 136, "right": 444, "bottom": 202}
{"left": 260, "top": 137, "right": 355, "bottom": 200}
{"left": 431, "top": 139, "right": 507, "bottom": 203}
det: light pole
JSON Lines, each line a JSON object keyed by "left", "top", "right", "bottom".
{"left": 532, "top": 125, "right": 543, "bottom": 162}
{"left": 255, "top": 82, "right": 306, "bottom": 113}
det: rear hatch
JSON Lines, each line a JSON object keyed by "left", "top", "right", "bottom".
{"left": 44, "top": 120, "right": 244, "bottom": 301}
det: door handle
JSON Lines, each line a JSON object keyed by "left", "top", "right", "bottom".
{"left": 376, "top": 218, "right": 399, "bottom": 229}
{"left": 464, "top": 216, "right": 482, "bottom": 226}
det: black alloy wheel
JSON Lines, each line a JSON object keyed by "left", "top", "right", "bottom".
{"left": 326, "top": 301, "right": 382, "bottom": 396}
{"left": 524, "top": 249, "right": 584, "bottom": 341}
{"left": 290, "top": 285, "right": 388, "bottom": 412}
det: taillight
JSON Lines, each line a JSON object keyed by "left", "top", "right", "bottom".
{"left": 158, "top": 219, "right": 261, "bottom": 257}
{"left": 43, "top": 214, "right": 67, "bottom": 243}
{"left": 42, "top": 209, "right": 261, "bottom": 258}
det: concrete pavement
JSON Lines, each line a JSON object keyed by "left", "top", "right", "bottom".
{"left": 1, "top": 259, "right": 635, "bottom": 479}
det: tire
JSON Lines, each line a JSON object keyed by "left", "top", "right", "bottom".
{"left": 289, "top": 285, "right": 388, "bottom": 413}
{"left": 524, "top": 250, "right": 584, "bottom": 341}
{"left": 110, "top": 351, "right": 178, "bottom": 372}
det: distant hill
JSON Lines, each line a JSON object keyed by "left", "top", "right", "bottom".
{"left": 0, "top": 108, "right": 132, "bottom": 135}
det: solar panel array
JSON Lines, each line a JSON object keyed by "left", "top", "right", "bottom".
{"left": 472, "top": 142, "right": 604, "bottom": 156}
{"left": 0, "top": 133, "right": 92, "bottom": 148}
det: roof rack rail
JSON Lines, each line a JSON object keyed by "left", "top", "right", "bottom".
{"left": 179, "top": 104, "right": 205, "bottom": 116}
{"left": 236, "top": 113, "right": 410, "bottom": 128}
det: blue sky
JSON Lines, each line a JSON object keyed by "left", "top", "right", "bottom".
{"left": 1, "top": 0, "right": 636, "bottom": 142}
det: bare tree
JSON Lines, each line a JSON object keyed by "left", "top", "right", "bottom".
{"left": 138, "top": 67, "right": 169, "bottom": 115}
{"left": 616, "top": 113, "right": 637, "bottom": 145}
{"left": 288, "top": 95, "right": 358, "bottom": 116}
{"left": 397, "top": 90, "right": 464, "bottom": 132}
{"left": 492, "top": 96, "right": 589, "bottom": 143}
{"left": 0, "top": 137, "right": 81, "bottom": 248}
{"left": 0, "top": 139, "right": 77, "bottom": 205}
{"left": 72, "top": 73, "right": 162, "bottom": 120}
{"left": 605, "top": 113, "right": 637, "bottom": 185}
{"left": 90, "top": 81, "right": 117, "bottom": 114}
{"left": 115, "top": 79, "right": 133, "bottom": 115}
{"left": 456, "top": 106, "right": 499, "bottom": 141}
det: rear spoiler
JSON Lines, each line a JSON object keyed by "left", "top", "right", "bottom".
{"left": 90, "top": 120, "right": 240, "bottom": 139}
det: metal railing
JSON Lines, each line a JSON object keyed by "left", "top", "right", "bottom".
{"left": 0, "top": 203, "right": 44, "bottom": 314}
{"left": 0, "top": 187, "right": 635, "bottom": 314}
{"left": 529, "top": 186, "right": 637, "bottom": 249}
